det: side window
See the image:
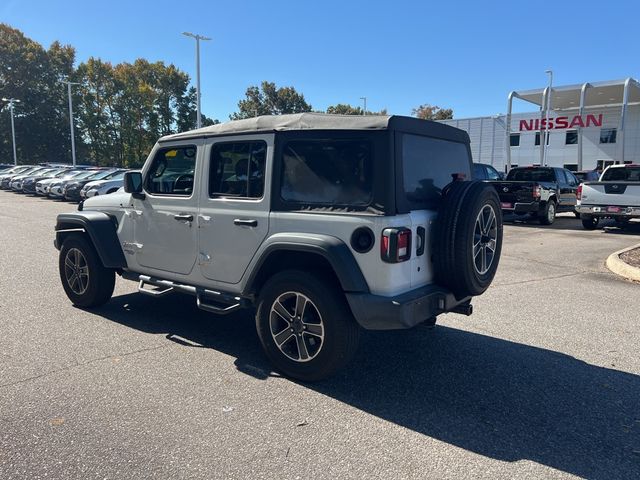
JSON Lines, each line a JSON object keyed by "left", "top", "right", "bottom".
{"left": 209, "top": 141, "right": 266, "bottom": 198}
{"left": 566, "top": 171, "right": 579, "bottom": 186}
{"left": 473, "top": 164, "right": 486, "bottom": 180}
{"left": 281, "top": 139, "right": 372, "bottom": 206}
{"left": 486, "top": 165, "right": 501, "bottom": 180}
{"left": 145, "top": 146, "right": 197, "bottom": 196}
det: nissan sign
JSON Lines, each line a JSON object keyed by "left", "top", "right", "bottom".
{"left": 519, "top": 114, "right": 603, "bottom": 131}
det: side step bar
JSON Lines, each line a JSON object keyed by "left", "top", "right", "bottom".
{"left": 136, "top": 274, "right": 247, "bottom": 315}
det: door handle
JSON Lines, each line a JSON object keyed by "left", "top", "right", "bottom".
{"left": 174, "top": 214, "right": 194, "bottom": 222}
{"left": 234, "top": 218, "right": 258, "bottom": 227}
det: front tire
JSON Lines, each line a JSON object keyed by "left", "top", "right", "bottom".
{"left": 59, "top": 234, "right": 115, "bottom": 308}
{"left": 256, "top": 270, "right": 360, "bottom": 382}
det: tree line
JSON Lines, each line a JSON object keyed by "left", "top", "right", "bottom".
{"left": 0, "top": 24, "right": 453, "bottom": 167}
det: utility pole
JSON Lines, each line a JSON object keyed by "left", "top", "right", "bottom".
{"left": 62, "top": 80, "right": 80, "bottom": 166}
{"left": 2, "top": 97, "right": 21, "bottom": 165}
{"left": 183, "top": 32, "right": 212, "bottom": 129}
{"left": 360, "top": 97, "right": 367, "bottom": 116}
{"left": 543, "top": 69, "right": 553, "bottom": 166}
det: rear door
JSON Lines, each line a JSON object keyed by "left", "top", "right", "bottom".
{"left": 556, "top": 168, "right": 577, "bottom": 208}
{"left": 197, "top": 135, "right": 271, "bottom": 284}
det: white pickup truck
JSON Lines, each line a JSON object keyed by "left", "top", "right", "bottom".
{"left": 576, "top": 164, "right": 640, "bottom": 229}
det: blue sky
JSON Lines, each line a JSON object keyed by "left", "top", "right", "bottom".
{"left": 3, "top": 0, "right": 638, "bottom": 121}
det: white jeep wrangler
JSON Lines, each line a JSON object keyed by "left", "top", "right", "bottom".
{"left": 55, "top": 113, "right": 503, "bottom": 381}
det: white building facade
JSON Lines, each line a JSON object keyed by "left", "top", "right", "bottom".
{"left": 440, "top": 78, "right": 640, "bottom": 173}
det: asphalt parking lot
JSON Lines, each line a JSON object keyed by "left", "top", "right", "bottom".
{"left": 1, "top": 191, "right": 639, "bottom": 480}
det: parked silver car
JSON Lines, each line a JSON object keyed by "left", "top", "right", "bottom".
{"left": 82, "top": 171, "right": 127, "bottom": 198}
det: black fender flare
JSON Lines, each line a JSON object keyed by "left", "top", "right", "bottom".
{"left": 243, "top": 233, "right": 369, "bottom": 296}
{"left": 54, "top": 211, "right": 127, "bottom": 268}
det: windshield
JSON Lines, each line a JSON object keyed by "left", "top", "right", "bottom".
{"left": 601, "top": 166, "right": 640, "bottom": 181}
{"left": 89, "top": 170, "right": 118, "bottom": 181}
{"left": 108, "top": 172, "right": 125, "bottom": 181}
{"left": 507, "top": 168, "right": 555, "bottom": 182}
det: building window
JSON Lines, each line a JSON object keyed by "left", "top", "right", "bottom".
{"left": 510, "top": 133, "right": 520, "bottom": 147}
{"left": 563, "top": 164, "right": 578, "bottom": 172}
{"left": 565, "top": 130, "right": 578, "bottom": 145}
{"left": 534, "top": 132, "right": 550, "bottom": 146}
{"left": 600, "top": 128, "right": 617, "bottom": 144}
{"left": 597, "top": 160, "right": 617, "bottom": 171}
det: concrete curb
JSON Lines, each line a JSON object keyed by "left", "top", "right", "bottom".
{"left": 606, "top": 243, "right": 640, "bottom": 283}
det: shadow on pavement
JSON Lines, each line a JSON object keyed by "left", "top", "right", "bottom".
{"left": 94, "top": 292, "right": 640, "bottom": 480}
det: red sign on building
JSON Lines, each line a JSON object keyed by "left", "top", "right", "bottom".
{"left": 519, "top": 114, "right": 603, "bottom": 131}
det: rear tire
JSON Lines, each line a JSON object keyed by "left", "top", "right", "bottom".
{"left": 256, "top": 270, "right": 360, "bottom": 382}
{"left": 433, "top": 181, "right": 503, "bottom": 298}
{"left": 581, "top": 216, "right": 600, "bottom": 230}
{"left": 539, "top": 200, "right": 557, "bottom": 225}
{"left": 59, "top": 234, "right": 115, "bottom": 308}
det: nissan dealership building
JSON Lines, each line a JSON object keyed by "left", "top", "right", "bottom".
{"left": 440, "top": 78, "right": 640, "bottom": 172}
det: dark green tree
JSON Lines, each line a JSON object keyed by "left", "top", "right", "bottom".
{"left": 0, "top": 24, "right": 76, "bottom": 164}
{"left": 412, "top": 104, "right": 454, "bottom": 120}
{"left": 231, "top": 81, "right": 312, "bottom": 120}
{"left": 326, "top": 103, "right": 388, "bottom": 116}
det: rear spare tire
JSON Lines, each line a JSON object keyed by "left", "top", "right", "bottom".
{"left": 433, "top": 181, "right": 503, "bottom": 298}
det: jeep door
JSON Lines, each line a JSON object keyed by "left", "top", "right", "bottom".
{"left": 131, "top": 141, "right": 202, "bottom": 275}
{"left": 197, "top": 135, "right": 271, "bottom": 284}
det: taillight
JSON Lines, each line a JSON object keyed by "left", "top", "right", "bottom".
{"left": 381, "top": 227, "right": 412, "bottom": 263}
{"left": 576, "top": 184, "right": 582, "bottom": 201}
{"left": 532, "top": 185, "right": 541, "bottom": 199}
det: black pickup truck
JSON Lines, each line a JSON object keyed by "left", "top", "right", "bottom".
{"left": 489, "top": 166, "right": 580, "bottom": 225}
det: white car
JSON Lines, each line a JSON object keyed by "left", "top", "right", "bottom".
{"left": 36, "top": 169, "right": 83, "bottom": 195}
{"left": 576, "top": 164, "right": 640, "bottom": 229}
{"left": 81, "top": 171, "right": 127, "bottom": 199}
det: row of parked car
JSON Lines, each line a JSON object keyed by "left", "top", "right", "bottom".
{"left": 473, "top": 162, "right": 640, "bottom": 229}
{"left": 0, "top": 164, "right": 129, "bottom": 202}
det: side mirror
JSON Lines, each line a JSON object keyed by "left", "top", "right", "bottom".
{"left": 124, "top": 171, "right": 145, "bottom": 199}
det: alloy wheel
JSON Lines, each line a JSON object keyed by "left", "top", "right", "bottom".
{"left": 269, "top": 292, "right": 325, "bottom": 362}
{"left": 473, "top": 204, "right": 498, "bottom": 275}
{"left": 64, "top": 248, "right": 90, "bottom": 295}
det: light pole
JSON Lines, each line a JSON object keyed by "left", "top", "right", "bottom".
{"left": 543, "top": 69, "right": 553, "bottom": 166}
{"left": 62, "top": 80, "right": 80, "bottom": 166}
{"left": 360, "top": 97, "right": 367, "bottom": 116}
{"left": 183, "top": 31, "right": 211, "bottom": 129}
{"left": 2, "top": 97, "right": 20, "bottom": 165}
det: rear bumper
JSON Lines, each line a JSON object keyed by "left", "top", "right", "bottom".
{"left": 346, "top": 285, "right": 471, "bottom": 330}
{"left": 576, "top": 205, "right": 640, "bottom": 217}
{"left": 501, "top": 201, "right": 539, "bottom": 213}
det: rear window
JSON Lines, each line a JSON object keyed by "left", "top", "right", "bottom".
{"left": 280, "top": 139, "right": 372, "bottom": 206}
{"left": 601, "top": 166, "right": 640, "bottom": 181}
{"left": 507, "top": 168, "right": 555, "bottom": 182}
{"left": 402, "top": 134, "right": 471, "bottom": 208}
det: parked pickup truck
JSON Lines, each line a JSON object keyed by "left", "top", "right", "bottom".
{"left": 576, "top": 164, "right": 640, "bottom": 229}
{"left": 489, "top": 166, "right": 580, "bottom": 225}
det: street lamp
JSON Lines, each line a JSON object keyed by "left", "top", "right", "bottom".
{"left": 543, "top": 69, "right": 553, "bottom": 166}
{"left": 2, "top": 97, "right": 21, "bottom": 165}
{"left": 182, "top": 31, "right": 211, "bottom": 129}
{"left": 62, "top": 80, "right": 81, "bottom": 166}
{"left": 360, "top": 97, "right": 367, "bottom": 116}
